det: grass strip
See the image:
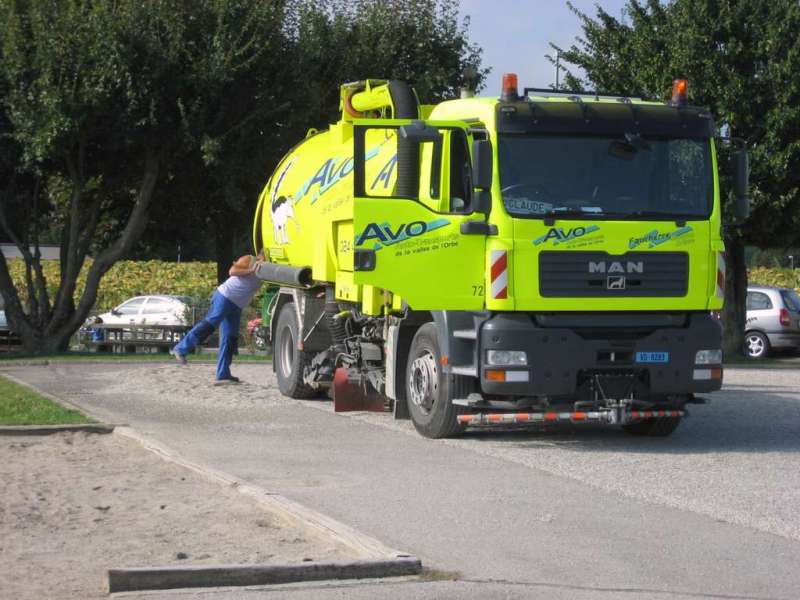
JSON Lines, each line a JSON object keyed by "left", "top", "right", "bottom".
{"left": 0, "top": 375, "right": 93, "bottom": 425}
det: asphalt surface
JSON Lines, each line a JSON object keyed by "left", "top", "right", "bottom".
{"left": 5, "top": 362, "right": 800, "bottom": 599}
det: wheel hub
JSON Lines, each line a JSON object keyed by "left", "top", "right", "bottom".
{"left": 747, "top": 335, "right": 764, "bottom": 357}
{"left": 409, "top": 351, "right": 438, "bottom": 414}
{"left": 279, "top": 325, "right": 295, "bottom": 377}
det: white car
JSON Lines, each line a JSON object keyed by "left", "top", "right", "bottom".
{"left": 97, "top": 295, "right": 191, "bottom": 327}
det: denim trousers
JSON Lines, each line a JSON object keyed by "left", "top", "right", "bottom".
{"left": 174, "top": 291, "right": 241, "bottom": 380}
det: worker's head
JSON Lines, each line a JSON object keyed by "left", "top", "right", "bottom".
{"left": 233, "top": 255, "right": 255, "bottom": 270}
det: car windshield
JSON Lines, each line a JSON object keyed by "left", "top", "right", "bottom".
{"left": 781, "top": 289, "right": 800, "bottom": 312}
{"left": 498, "top": 134, "right": 713, "bottom": 219}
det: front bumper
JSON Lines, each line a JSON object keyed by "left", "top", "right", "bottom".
{"left": 479, "top": 312, "right": 722, "bottom": 398}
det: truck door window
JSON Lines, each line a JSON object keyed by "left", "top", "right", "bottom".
{"left": 448, "top": 130, "right": 471, "bottom": 213}
{"left": 354, "top": 123, "right": 474, "bottom": 215}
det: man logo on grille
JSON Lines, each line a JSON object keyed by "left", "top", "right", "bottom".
{"left": 607, "top": 276, "right": 626, "bottom": 290}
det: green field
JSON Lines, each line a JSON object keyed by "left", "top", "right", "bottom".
{"left": 0, "top": 375, "right": 93, "bottom": 425}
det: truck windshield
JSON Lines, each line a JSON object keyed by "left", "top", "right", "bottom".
{"left": 498, "top": 134, "right": 713, "bottom": 219}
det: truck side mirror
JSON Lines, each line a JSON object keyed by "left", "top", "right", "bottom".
{"left": 399, "top": 120, "right": 441, "bottom": 143}
{"left": 732, "top": 149, "right": 750, "bottom": 223}
{"left": 472, "top": 140, "right": 492, "bottom": 190}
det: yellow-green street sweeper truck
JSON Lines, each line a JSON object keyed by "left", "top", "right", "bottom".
{"left": 252, "top": 75, "right": 749, "bottom": 438}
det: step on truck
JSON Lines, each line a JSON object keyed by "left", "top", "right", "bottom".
{"left": 252, "top": 75, "right": 750, "bottom": 438}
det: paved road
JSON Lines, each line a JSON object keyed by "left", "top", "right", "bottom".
{"left": 6, "top": 362, "right": 800, "bottom": 599}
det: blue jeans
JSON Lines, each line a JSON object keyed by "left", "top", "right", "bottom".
{"left": 174, "top": 291, "right": 241, "bottom": 380}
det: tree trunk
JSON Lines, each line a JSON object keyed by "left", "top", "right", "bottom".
{"left": 0, "top": 148, "right": 161, "bottom": 354}
{"left": 215, "top": 217, "right": 235, "bottom": 284}
{"left": 722, "top": 235, "right": 747, "bottom": 358}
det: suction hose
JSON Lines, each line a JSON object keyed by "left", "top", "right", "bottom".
{"left": 388, "top": 80, "right": 420, "bottom": 199}
{"left": 254, "top": 262, "right": 312, "bottom": 288}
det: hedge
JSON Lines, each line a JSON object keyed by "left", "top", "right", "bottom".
{"left": 6, "top": 259, "right": 799, "bottom": 312}
{"left": 8, "top": 259, "right": 218, "bottom": 310}
{"left": 748, "top": 267, "right": 800, "bottom": 291}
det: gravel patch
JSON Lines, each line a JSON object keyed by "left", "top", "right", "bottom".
{"left": 0, "top": 431, "right": 355, "bottom": 600}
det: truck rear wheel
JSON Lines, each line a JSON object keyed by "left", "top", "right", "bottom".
{"left": 405, "top": 323, "right": 470, "bottom": 439}
{"left": 274, "top": 302, "right": 316, "bottom": 399}
{"left": 622, "top": 416, "right": 682, "bottom": 437}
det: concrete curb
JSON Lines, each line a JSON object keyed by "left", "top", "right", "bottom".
{"left": 107, "top": 557, "right": 422, "bottom": 593}
{"left": 0, "top": 423, "right": 114, "bottom": 436}
{"left": 115, "top": 426, "right": 410, "bottom": 561}
{"left": 5, "top": 374, "right": 424, "bottom": 591}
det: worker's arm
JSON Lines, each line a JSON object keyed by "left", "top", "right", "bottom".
{"left": 229, "top": 255, "right": 259, "bottom": 277}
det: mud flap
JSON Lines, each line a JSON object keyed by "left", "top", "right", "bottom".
{"left": 332, "top": 367, "right": 385, "bottom": 413}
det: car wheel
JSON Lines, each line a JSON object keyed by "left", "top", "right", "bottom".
{"left": 745, "top": 331, "right": 770, "bottom": 359}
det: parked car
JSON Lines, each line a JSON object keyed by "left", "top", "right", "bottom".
{"left": 96, "top": 295, "right": 192, "bottom": 327}
{"left": 745, "top": 286, "right": 800, "bottom": 358}
{"left": 0, "top": 295, "right": 21, "bottom": 350}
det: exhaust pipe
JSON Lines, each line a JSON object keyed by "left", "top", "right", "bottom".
{"left": 255, "top": 262, "right": 313, "bottom": 288}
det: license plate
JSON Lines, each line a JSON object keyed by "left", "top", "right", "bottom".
{"left": 635, "top": 351, "right": 669, "bottom": 364}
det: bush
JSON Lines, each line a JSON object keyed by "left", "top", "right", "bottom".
{"left": 8, "top": 259, "right": 218, "bottom": 310}
{"left": 748, "top": 267, "right": 800, "bottom": 290}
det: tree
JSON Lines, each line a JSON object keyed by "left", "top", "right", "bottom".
{"left": 0, "top": 0, "right": 287, "bottom": 352}
{"left": 552, "top": 0, "right": 800, "bottom": 356}
{"left": 129, "top": 0, "right": 486, "bottom": 283}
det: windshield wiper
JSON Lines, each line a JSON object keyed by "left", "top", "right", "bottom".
{"left": 542, "top": 208, "right": 596, "bottom": 225}
{"left": 603, "top": 210, "right": 697, "bottom": 225}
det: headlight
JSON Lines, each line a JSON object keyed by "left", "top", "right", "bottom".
{"left": 695, "top": 349, "right": 722, "bottom": 365}
{"left": 486, "top": 350, "right": 528, "bottom": 366}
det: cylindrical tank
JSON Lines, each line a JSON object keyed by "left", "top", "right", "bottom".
{"left": 253, "top": 80, "right": 418, "bottom": 286}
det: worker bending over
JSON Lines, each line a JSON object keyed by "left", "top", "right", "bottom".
{"left": 172, "top": 252, "right": 264, "bottom": 383}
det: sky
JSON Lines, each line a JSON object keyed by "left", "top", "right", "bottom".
{"left": 459, "top": 0, "right": 629, "bottom": 92}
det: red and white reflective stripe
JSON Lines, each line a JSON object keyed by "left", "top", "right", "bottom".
{"left": 629, "top": 410, "right": 683, "bottom": 419}
{"left": 457, "top": 410, "right": 684, "bottom": 426}
{"left": 490, "top": 250, "right": 508, "bottom": 299}
{"left": 716, "top": 252, "right": 726, "bottom": 298}
{"left": 458, "top": 411, "right": 604, "bottom": 425}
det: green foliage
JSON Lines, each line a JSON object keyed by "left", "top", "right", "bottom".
{"left": 7, "top": 259, "right": 218, "bottom": 310}
{"left": 748, "top": 267, "right": 800, "bottom": 290}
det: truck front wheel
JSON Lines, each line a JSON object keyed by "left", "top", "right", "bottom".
{"left": 406, "top": 323, "right": 470, "bottom": 439}
{"left": 274, "top": 302, "right": 316, "bottom": 399}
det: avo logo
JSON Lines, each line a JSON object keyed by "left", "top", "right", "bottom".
{"left": 356, "top": 218, "right": 450, "bottom": 248}
{"left": 534, "top": 225, "right": 600, "bottom": 246}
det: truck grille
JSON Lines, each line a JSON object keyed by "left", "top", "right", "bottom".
{"left": 539, "top": 251, "right": 689, "bottom": 297}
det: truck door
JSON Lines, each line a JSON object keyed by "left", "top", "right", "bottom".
{"left": 352, "top": 119, "right": 488, "bottom": 310}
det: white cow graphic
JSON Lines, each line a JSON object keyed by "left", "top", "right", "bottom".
{"left": 270, "top": 158, "right": 297, "bottom": 245}
{"left": 271, "top": 196, "right": 296, "bottom": 245}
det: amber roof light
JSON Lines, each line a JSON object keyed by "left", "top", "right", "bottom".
{"left": 671, "top": 78, "right": 688, "bottom": 106}
{"left": 501, "top": 73, "right": 519, "bottom": 102}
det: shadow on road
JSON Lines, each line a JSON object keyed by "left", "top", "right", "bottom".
{"left": 461, "top": 389, "right": 800, "bottom": 455}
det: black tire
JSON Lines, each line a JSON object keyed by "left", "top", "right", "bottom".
{"left": 405, "top": 323, "right": 470, "bottom": 439}
{"left": 744, "top": 331, "right": 770, "bottom": 360}
{"left": 273, "top": 302, "right": 316, "bottom": 399}
{"left": 622, "top": 416, "right": 682, "bottom": 437}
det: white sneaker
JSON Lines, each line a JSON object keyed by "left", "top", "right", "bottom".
{"left": 171, "top": 350, "right": 188, "bottom": 365}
